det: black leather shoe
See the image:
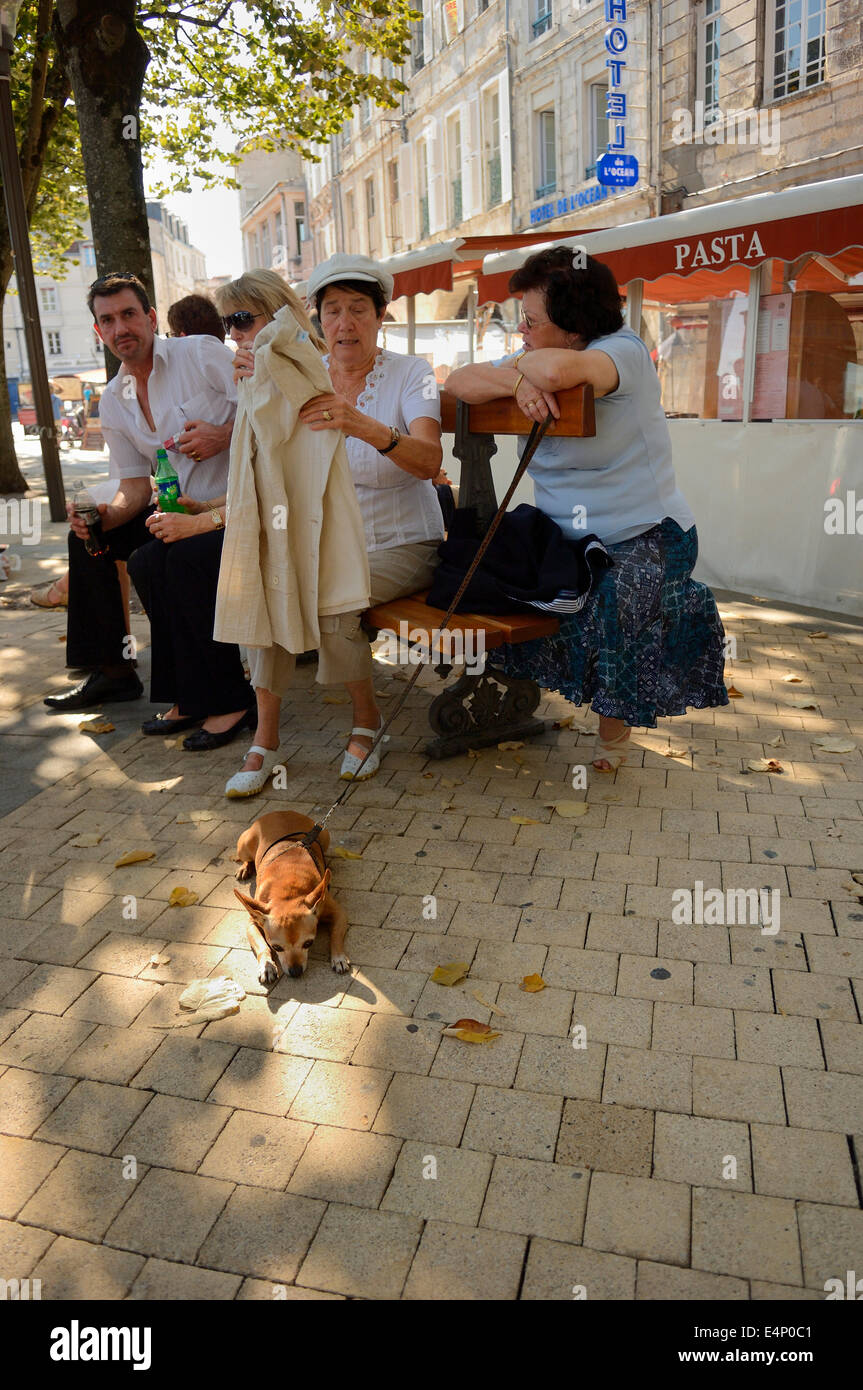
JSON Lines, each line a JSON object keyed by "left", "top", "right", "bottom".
{"left": 182, "top": 706, "right": 256, "bottom": 751}
{"left": 44, "top": 671, "right": 144, "bottom": 710}
{"left": 141, "top": 712, "right": 203, "bottom": 736}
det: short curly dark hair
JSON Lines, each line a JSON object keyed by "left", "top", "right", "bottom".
{"left": 167, "top": 294, "right": 225, "bottom": 341}
{"left": 315, "top": 278, "right": 388, "bottom": 318}
{"left": 509, "top": 249, "right": 623, "bottom": 343}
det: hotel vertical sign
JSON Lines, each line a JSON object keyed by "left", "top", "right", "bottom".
{"left": 597, "top": 0, "right": 639, "bottom": 187}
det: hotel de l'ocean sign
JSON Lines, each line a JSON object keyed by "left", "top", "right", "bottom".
{"left": 597, "top": 0, "right": 639, "bottom": 189}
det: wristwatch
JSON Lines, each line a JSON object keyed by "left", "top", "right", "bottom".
{"left": 210, "top": 509, "right": 224, "bottom": 530}
{"left": 379, "top": 426, "right": 401, "bottom": 455}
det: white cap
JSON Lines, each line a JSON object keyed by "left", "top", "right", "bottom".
{"left": 306, "top": 253, "right": 394, "bottom": 305}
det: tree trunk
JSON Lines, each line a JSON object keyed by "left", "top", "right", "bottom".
{"left": 54, "top": 1, "right": 155, "bottom": 383}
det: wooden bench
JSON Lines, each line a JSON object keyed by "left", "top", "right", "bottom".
{"left": 365, "top": 382, "right": 596, "bottom": 758}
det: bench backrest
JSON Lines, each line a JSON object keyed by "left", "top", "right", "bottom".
{"left": 440, "top": 382, "right": 595, "bottom": 437}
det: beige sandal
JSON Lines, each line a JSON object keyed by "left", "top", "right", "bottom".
{"left": 30, "top": 579, "right": 68, "bottom": 608}
{"left": 592, "top": 729, "right": 631, "bottom": 771}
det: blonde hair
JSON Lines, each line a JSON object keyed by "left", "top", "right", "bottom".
{"left": 215, "top": 269, "right": 325, "bottom": 351}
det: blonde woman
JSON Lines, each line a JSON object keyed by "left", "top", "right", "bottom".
{"left": 213, "top": 270, "right": 371, "bottom": 797}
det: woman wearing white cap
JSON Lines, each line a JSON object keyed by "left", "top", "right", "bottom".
{"left": 296, "top": 253, "right": 444, "bottom": 779}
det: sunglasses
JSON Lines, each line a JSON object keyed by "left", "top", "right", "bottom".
{"left": 222, "top": 311, "right": 266, "bottom": 331}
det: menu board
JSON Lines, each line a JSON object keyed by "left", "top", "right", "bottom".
{"left": 751, "top": 294, "right": 791, "bottom": 420}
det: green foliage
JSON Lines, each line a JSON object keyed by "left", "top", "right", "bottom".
{"left": 137, "top": 0, "right": 417, "bottom": 194}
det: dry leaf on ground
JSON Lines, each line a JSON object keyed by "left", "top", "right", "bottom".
{"left": 472, "top": 990, "right": 507, "bottom": 1016}
{"left": 114, "top": 849, "right": 156, "bottom": 866}
{"left": 808, "top": 631, "right": 829, "bottom": 639}
{"left": 329, "top": 846, "right": 362, "bottom": 859}
{"left": 498, "top": 740, "right": 524, "bottom": 751}
{"left": 552, "top": 715, "right": 575, "bottom": 729}
{"left": 726, "top": 685, "right": 744, "bottom": 698}
{"left": 431, "top": 961, "right": 470, "bottom": 987}
{"left": 814, "top": 737, "right": 857, "bottom": 753}
{"left": 747, "top": 759, "right": 784, "bottom": 773}
{"left": 664, "top": 746, "right": 689, "bottom": 758}
{"left": 168, "top": 886, "right": 199, "bottom": 907}
{"left": 767, "top": 735, "right": 783, "bottom": 748}
{"left": 790, "top": 698, "right": 819, "bottom": 709}
{"left": 322, "top": 694, "right": 349, "bottom": 704}
{"left": 440, "top": 777, "right": 463, "bottom": 788}
{"left": 176, "top": 810, "right": 216, "bottom": 824}
{"left": 441, "top": 1018, "right": 500, "bottom": 1044}
{"left": 79, "top": 718, "right": 115, "bottom": 734}
{"left": 147, "top": 953, "right": 171, "bottom": 967}
{"left": 520, "top": 973, "right": 547, "bottom": 992}
{"left": 781, "top": 674, "right": 803, "bottom": 683}
{"left": 544, "top": 800, "right": 588, "bottom": 818}
{"left": 467, "top": 748, "right": 482, "bottom": 759}
{"left": 510, "top": 815, "right": 540, "bottom": 825}
{"left": 70, "top": 832, "right": 102, "bottom": 848}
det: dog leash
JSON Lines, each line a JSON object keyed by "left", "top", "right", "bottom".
{"left": 296, "top": 411, "right": 554, "bottom": 856}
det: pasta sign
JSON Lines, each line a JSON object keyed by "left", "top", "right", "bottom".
{"left": 596, "top": 0, "right": 640, "bottom": 188}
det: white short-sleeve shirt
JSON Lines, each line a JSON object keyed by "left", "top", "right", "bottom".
{"left": 99, "top": 334, "right": 238, "bottom": 502}
{"left": 323, "top": 349, "right": 443, "bottom": 552}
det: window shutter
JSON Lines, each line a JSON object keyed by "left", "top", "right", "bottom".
{"left": 498, "top": 70, "right": 512, "bottom": 203}
{"left": 463, "top": 97, "right": 480, "bottom": 219}
{"left": 399, "top": 144, "right": 417, "bottom": 244}
{"left": 428, "top": 126, "right": 446, "bottom": 233}
{"left": 422, "top": 0, "right": 433, "bottom": 64}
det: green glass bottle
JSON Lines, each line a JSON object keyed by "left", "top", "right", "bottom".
{"left": 154, "top": 447, "right": 186, "bottom": 513}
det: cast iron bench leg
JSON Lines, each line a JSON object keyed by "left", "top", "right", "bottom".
{"left": 424, "top": 665, "right": 549, "bottom": 758}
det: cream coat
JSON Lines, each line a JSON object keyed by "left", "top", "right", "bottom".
{"left": 214, "top": 306, "right": 371, "bottom": 653}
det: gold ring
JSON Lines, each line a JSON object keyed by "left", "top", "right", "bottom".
{"left": 323, "top": 410, "right": 332, "bottom": 421}
{"left": 193, "top": 451, "right": 201, "bottom": 460}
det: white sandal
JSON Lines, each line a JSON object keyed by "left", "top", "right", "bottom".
{"left": 340, "top": 723, "right": 389, "bottom": 781}
{"left": 592, "top": 729, "right": 631, "bottom": 772}
{"left": 224, "top": 745, "right": 281, "bottom": 799}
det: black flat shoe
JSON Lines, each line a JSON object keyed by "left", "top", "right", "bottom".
{"left": 44, "top": 671, "right": 144, "bottom": 710}
{"left": 141, "top": 712, "right": 203, "bottom": 736}
{"left": 182, "top": 706, "right": 256, "bottom": 752}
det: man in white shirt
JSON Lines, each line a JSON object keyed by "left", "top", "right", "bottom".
{"left": 45, "top": 272, "right": 237, "bottom": 711}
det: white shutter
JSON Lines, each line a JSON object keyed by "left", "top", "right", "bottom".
{"left": 399, "top": 143, "right": 417, "bottom": 244}
{"left": 421, "top": 0, "right": 433, "bottom": 64}
{"left": 498, "top": 70, "right": 512, "bottom": 204}
{"left": 463, "top": 97, "right": 480, "bottom": 219}
{"left": 428, "top": 126, "right": 446, "bottom": 233}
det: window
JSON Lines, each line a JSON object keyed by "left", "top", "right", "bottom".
{"left": 388, "top": 159, "right": 402, "bottom": 241}
{"left": 274, "top": 208, "right": 284, "bottom": 263}
{"left": 82, "top": 244, "right": 96, "bottom": 267}
{"left": 418, "top": 141, "right": 430, "bottom": 240}
{"left": 484, "top": 86, "right": 502, "bottom": 208}
{"left": 365, "top": 177, "right": 377, "bottom": 255}
{"left": 39, "top": 287, "right": 58, "bottom": 313}
{"left": 771, "top": 0, "right": 826, "bottom": 99}
{"left": 46, "top": 330, "right": 62, "bottom": 355}
{"left": 411, "top": 3, "right": 426, "bottom": 71}
{"left": 532, "top": 0, "right": 552, "bottom": 39}
{"left": 478, "top": 0, "right": 489, "bottom": 10}
{"left": 447, "top": 115, "right": 463, "bottom": 223}
{"left": 696, "top": 0, "right": 721, "bottom": 124}
{"left": 536, "top": 109, "right": 556, "bottom": 197}
{"left": 441, "top": 0, "right": 459, "bottom": 43}
{"left": 360, "top": 50, "right": 371, "bottom": 128}
{"left": 587, "top": 83, "right": 609, "bottom": 179}
{"left": 295, "top": 202, "right": 306, "bottom": 255}
{"left": 346, "top": 190, "right": 356, "bottom": 238}
{"left": 259, "top": 219, "right": 271, "bottom": 268}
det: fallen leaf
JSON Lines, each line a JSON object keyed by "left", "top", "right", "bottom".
{"left": 851, "top": 873, "right": 863, "bottom": 887}
{"left": 114, "top": 849, "right": 156, "bottom": 866}
{"left": 322, "top": 694, "right": 349, "bottom": 704}
{"left": 147, "top": 953, "right": 171, "bottom": 967}
{"left": 422, "top": 772, "right": 434, "bottom": 778}
{"left": 467, "top": 748, "right": 482, "bottom": 759}
{"left": 808, "top": 631, "right": 829, "bottom": 639}
{"left": 439, "top": 778, "right": 463, "bottom": 788}
{"left": 498, "top": 741, "right": 524, "bottom": 751}
{"left": 544, "top": 800, "right": 589, "bottom": 818}
{"left": 431, "top": 961, "right": 470, "bottom": 987}
{"left": 552, "top": 715, "right": 575, "bottom": 729}
{"left": 176, "top": 810, "right": 216, "bottom": 824}
{"left": 664, "top": 746, "right": 689, "bottom": 758}
{"left": 510, "top": 815, "right": 540, "bottom": 825}
{"left": 472, "top": 990, "right": 508, "bottom": 1016}
{"left": 747, "top": 759, "right": 784, "bottom": 773}
{"left": 57, "top": 635, "right": 66, "bottom": 642}
{"left": 441, "top": 1027, "right": 501, "bottom": 1044}
{"left": 69, "top": 832, "right": 102, "bottom": 848}
{"left": 781, "top": 674, "right": 803, "bottom": 683}
{"left": 520, "top": 973, "right": 547, "bottom": 993}
{"left": 726, "top": 685, "right": 744, "bottom": 698}
{"left": 732, "top": 656, "right": 753, "bottom": 663}
{"left": 789, "top": 698, "right": 819, "bottom": 709}
{"left": 329, "top": 846, "right": 362, "bottom": 859}
{"left": 169, "top": 886, "right": 199, "bottom": 908}
{"left": 448, "top": 1017, "right": 492, "bottom": 1031}
{"left": 814, "top": 737, "right": 856, "bottom": 753}
{"left": 78, "top": 718, "right": 115, "bottom": 734}
{"left": 767, "top": 735, "right": 783, "bottom": 748}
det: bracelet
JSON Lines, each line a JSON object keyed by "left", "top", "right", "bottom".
{"left": 512, "top": 372, "right": 524, "bottom": 398}
{"left": 379, "top": 425, "right": 401, "bottom": 455}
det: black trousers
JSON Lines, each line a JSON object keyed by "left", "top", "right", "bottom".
{"left": 127, "top": 528, "right": 253, "bottom": 716}
{"left": 66, "top": 509, "right": 154, "bottom": 670}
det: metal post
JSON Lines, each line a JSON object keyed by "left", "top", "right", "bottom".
{"left": 467, "top": 282, "right": 477, "bottom": 363}
{"left": 406, "top": 296, "right": 416, "bottom": 356}
{"left": 0, "top": 38, "right": 65, "bottom": 519}
{"left": 626, "top": 279, "right": 644, "bottom": 338}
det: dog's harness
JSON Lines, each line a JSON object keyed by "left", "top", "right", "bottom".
{"left": 259, "top": 828, "right": 325, "bottom": 873}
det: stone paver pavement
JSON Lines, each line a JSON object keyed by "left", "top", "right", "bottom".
{"left": 2, "top": 487, "right": 863, "bottom": 1299}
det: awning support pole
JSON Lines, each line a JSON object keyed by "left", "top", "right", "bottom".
{"left": 626, "top": 279, "right": 644, "bottom": 338}
{"left": 741, "top": 261, "right": 772, "bottom": 424}
{"left": 467, "top": 282, "right": 477, "bottom": 363}
{"left": 406, "top": 297, "right": 416, "bottom": 356}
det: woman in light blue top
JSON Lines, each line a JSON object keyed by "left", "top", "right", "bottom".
{"left": 447, "top": 249, "right": 728, "bottom": 769}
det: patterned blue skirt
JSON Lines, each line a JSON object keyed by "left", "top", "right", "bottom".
{"left": 492, "top": 518, "right": 729, "bottom": 728}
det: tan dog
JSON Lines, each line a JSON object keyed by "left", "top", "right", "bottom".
{"left": 234, "top": 811, "right": 349, "bottom": 984}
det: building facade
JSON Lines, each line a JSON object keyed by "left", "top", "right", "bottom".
{"left": 236, "top": 141, "right": 315, "bottom": 281}
{"left": 146, "top": 202, "right": 208, "bottom": 332}
{"left": 3, "top": 231, "right": 101, "bottom": 384}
